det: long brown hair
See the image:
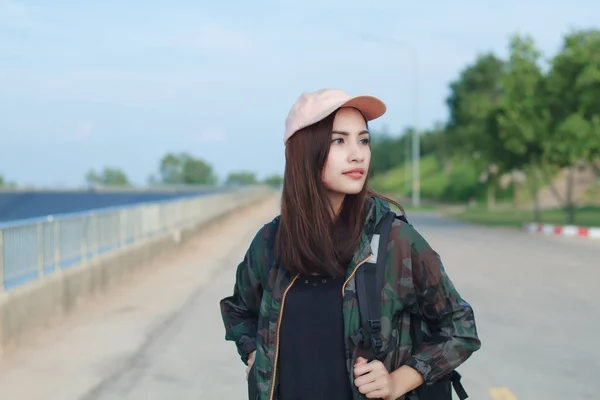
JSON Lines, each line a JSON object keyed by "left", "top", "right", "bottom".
{"left": 275, "top": 109, "right": 405, "bottom": 278}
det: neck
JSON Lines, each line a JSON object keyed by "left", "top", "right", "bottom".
{"left": 327, "top": 192, "right": 345, "bottom": 219}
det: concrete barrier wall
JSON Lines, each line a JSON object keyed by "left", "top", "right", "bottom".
{"left": 0, "top": 186, "right": 274, "bottom": 356}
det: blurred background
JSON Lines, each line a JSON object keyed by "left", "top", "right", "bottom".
{"left": 2, "top": 0, "right": 599, "bottom": 226}
{"left": 0, "top": 1, "right": 598, "bottom": 399}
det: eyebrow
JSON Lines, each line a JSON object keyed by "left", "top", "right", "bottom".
{"left": 331, "top": 130, "right": 370, "bottom": 136}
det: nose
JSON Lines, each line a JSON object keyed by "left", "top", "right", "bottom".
{"left": 348, "top": 142, "right": 365, "bottom": 163}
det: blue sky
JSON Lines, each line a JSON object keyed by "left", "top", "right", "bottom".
{"left": 1, "top": 0, "right": 598, "bottom": 187}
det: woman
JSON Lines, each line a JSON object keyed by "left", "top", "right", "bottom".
{"left": 220, "top": 88, "right": 481, "bottom": 400}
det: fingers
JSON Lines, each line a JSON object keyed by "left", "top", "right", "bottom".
{"left": 365, "top": 388, "right": 388, "bottom": 399}
{"left": 246, "top": 363, "right": 254, "bottom": 380}
{"left": 354, "top": 361, "right": 386, "bottom": 382}
{"left": 246, "top": 359, "right": 255, "bottom": 380}
{"left": 354, "top": 367, "right": 387, "bottom": 387}
{"left": 246, "top": 350, "right": 257, "bottom": 381}
{"left": 354, "top": 359, "right": 384, "bottom": 377}
{"left": 355, "top": 356, "right": 369, "bottom": 365}
{"left": 353, "top": 360, "right": 391, "bottom": 398}
{"left": 356, "top": 376, "right": 389, "bottom": 397}
{"left": 354, "top": 371, "right": 377, "bottom": 389}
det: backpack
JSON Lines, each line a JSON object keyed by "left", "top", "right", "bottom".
{"left": 353, "top": 210, "right": 469, "bottom": 400}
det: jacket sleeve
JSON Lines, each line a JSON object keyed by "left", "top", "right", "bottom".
{"left": 403, "top": 225, "right": 481, "bottom": 383}
{"left": 219, "top": 229, "right": 267, "bottom": 365}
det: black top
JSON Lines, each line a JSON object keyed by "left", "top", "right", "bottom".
{"left": 278, "top": 273, "right": 353, "bottom": 400}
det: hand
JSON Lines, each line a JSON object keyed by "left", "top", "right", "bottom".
{"left": 246, "top": 351, "right": 256, "bottom": 381}
{"left": 353, "top": 357, "right": 398, "bottom": 400}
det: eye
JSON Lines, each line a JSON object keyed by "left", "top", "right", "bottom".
{"left": 332, "top": 138, "right": 344, "bottom": 144}
{"left": 360, "top": 138, "right": 370, "bottom": 145}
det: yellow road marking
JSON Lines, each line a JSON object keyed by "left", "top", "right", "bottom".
{"left": 489, "top": 387, "right": 518, "bottom": 400}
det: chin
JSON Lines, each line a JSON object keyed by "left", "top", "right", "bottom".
{"left": 330, "top": 182, "right": 365, "bottom": 195}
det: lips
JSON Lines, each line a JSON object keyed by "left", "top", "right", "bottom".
{"left": 342, "top": 168, "right": 365, "bottom": 179}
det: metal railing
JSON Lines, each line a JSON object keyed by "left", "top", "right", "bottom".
{"left": 0, "top": 186, "right": 269, "bottom": 293}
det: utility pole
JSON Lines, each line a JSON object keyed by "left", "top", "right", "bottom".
{"left": 404, "top": 132, "right": 410, "bottom": 196}
{"left": 358, "top": 33, "right": 420, "bottom": 206}
{"left": 411, "top": 48, "right": 420, "bottom": 207}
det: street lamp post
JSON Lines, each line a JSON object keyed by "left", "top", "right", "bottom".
{"left": 358, "top": 34, "right": 420, "bottom": 206}
{"left": 410, "top": 46, "right": 420, "bottom": 207}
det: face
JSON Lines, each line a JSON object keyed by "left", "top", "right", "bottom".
{"left": 322, "top": 107, "right": 370, "bottom": 204}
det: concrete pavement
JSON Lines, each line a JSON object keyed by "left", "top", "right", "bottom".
{"left": 0, "top": 198, "right": 597, "bottom": 399}
{"left": 0, "top": 194, "right": 280, "bottom": 400}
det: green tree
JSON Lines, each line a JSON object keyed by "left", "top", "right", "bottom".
{"left": 147, "top": 174, "right": 159, "bottom": 186}
{"left": 495, "top": 34, "right": 550, "bottom": 221}
{"left": 544, "top": 29, "right": 600, "bottom": 223}
{"left": 158, "top": 152, "right": 217, "bottom": 185}
{"left": 158, "top": 153, "right": 184, "bottom": 185}
{"left": 263, "top": 174, "right": 284, "bottom": 189}
{"left": 444, "top": 53, "right": 507, "bottom": 208}
{"left": 420, "top": 123, "right": 451, "bottom": 167}
{"left": 225, "top": 171, "right": 257, "bottom": 185}
{"left": 85, "top": 167, "right": 130, "bottom": 186}
{"left": 0, "top": 174, "right": 16, "bottom": 187}
{"left": 369, "top": 130, "right": 407, "bottom": 176}
{"left": 445, "top": 53, "right": 504, "bottom": 153}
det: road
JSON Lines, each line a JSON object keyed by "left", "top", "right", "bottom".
{"left": 0, "top": 195, "right": 597, "bottom": 399}
{"left": 410, "top": 212, "right": 599, "bottom": 399}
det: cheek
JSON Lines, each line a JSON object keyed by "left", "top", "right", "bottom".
{"left": 322, "top": 149, "right": 342, "bottom": 183}
{"left": 365, "top": 148, "right": 371, "bottom": 165}
{"left": 324, "top": 149, "right": 343, "bottom": 171}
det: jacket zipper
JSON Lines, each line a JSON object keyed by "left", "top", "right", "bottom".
{"left": 267, "top": 253, "right": 371, "bottom": 399}
{"left": 268, "top": 274, "right": 299, "bottom": 400}
{"left": 342, "top": 253, "right": 372, "bottom": 297}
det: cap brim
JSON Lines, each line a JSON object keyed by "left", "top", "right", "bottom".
{"left": 339, "top": 95, "right": 387, "bottom": 121}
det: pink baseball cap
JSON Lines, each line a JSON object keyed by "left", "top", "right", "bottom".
{"left": 284, "top": 88, "right": 387, "bottom": 145}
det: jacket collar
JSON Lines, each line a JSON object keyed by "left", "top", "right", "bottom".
{"left": 347, "top": 195, "right": 392, "bottom": 274}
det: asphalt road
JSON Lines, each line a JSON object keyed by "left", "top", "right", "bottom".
{"left": 0, "top": 197, "right": 597, "bottom": 399}
{"left": 407, "top": 212, "right": 599, "bottom": 400}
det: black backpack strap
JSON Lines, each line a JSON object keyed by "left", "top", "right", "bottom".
{"left": 352, "top": 210, "right": 396, "bottom": 361}
{"left": 267, "top": 216, "right": 280, "bottom": 251}
{"left": 451, "top": 371, "right": 468, "bottom": 400}
{"left": 408, "top": 316, "right": 470, "bottom": 400}
{"left": 266, "top": 216, "right": 280, "bottom": 266}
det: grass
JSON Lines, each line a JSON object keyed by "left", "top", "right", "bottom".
{"left": 370, "top": 154, "right": 447, "bottom": 198}
{"left": 369, "top": 153, "right": 600, "bottom": 227}
{"left": 403, "top": 204, "right": 441, "bottom": 212}
{"left": 447, "top": 205, "right": 600, "bottom": 228}
{"left": 369, "top": 154, "right": 502, "bottom": 203}
{"left": 385, "top": 204, "right": 441, "bottom": 217}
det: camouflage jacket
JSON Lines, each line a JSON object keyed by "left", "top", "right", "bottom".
{"left": 220, "top": 196, "right": 481, "bottom": 400}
